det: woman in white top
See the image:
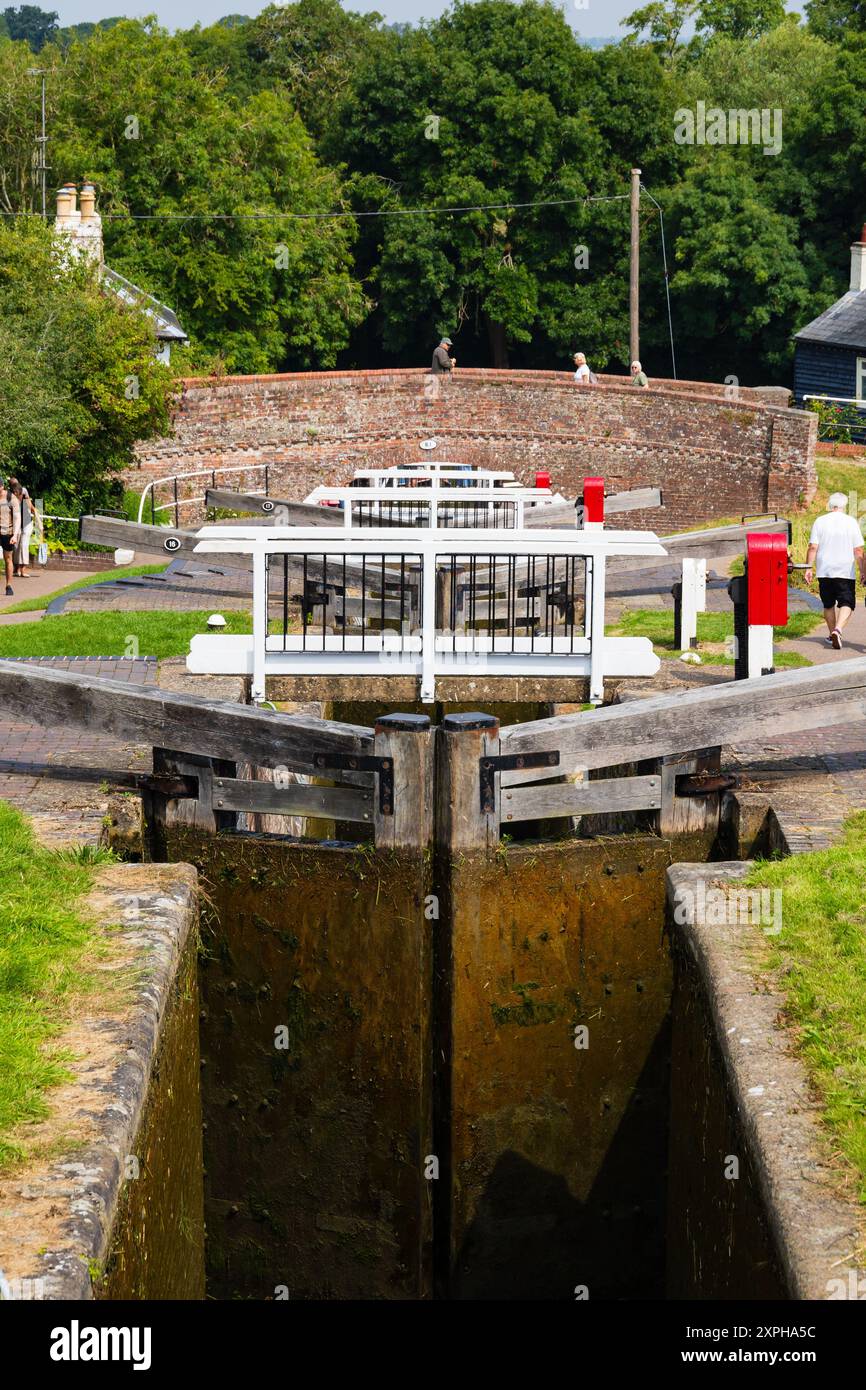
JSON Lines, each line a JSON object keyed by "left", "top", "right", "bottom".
{"left": 10, "top": 480, "right": 34, "bottom": 577}
{"left": 573, "top": 352, "right": 592, "bottom": 384}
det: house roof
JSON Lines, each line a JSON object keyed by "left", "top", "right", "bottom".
{"left": 794, "top": 290, "right": 866, "bottom": 353}
{"left": 100, "top": 265, "right": 188, "bottom": 342}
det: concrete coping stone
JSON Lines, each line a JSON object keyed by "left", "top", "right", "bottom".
{"left": 667, "top": 860, "right": 866, "bottom": 1301}
{"left": 0, "top": 862, "right": 198, "bottom": 1301}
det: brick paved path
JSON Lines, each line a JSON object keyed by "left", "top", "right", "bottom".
{"left": 57, "top": 561, "right": 253, "bottom": 615}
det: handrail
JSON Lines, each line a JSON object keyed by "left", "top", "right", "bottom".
{"left": 136, "top": 463, "right": 272, "bottom": 526}
{"left": 803, "top": 394, "right": 866, "bottom": 407}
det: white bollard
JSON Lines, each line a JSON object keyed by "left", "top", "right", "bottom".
{"left": 747, "top": 624, "right": 775, "bottom": 677}
{"left": 680, "top": 558, "right": 707, "bottom": 649}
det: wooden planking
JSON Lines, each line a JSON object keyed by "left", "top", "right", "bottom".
{"left": 523, "top": 502, "right": 576, "bottom": 529}
{"left": 80, "top": 515, "right": 403, "bottom": 590}
{"left": 501, "top": 773, "right": 661, "bottom": 823}
{"left": 373, "top": 715, "right": 435, "bottom": 849}
{"left": 205, "top": 489, "right": 341, "bottom": 527}
{"left": 607, "top": 518, "right": 788, "bottom": 575}
{"left": 211, "top": 774, "right": 373, "bottom": 822}
{"left": 80, "top": 515, "right": 253, "bottom": 568}
{"left": 499, "top": 659, "right": 866, "bottom": 773}
{"left": 0, "top": 659, "right": 375, "bottom": 775}
{"left": 605, "top": 486, "right": 663, "bottom": 515}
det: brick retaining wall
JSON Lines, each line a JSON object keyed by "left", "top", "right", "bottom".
{"left": 127, "top": 368, "right": 817, "bottom": 531}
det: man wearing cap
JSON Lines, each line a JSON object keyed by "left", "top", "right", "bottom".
{"left": 432, "top": 337, "right": 456, "bottom": 374}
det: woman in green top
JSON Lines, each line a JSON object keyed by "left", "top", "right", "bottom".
{"left": 630, "top": 360, "right": 649, "bottom": 388}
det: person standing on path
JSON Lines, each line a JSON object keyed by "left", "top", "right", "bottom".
{"left": 0, "top": 478, "right": 21, "bottom": 596}
{"left": 630, "top": 360, "right": 649, "bottom": 388}
{"left": 804, "top": 492, "right": 866, "bottom": 650}
{"left": 10, "top": 479, "right": 34, "bottom": 577}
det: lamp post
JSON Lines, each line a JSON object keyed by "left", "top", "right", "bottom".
{"left": 26, "top": 68, "right": 48, "bottom": 219}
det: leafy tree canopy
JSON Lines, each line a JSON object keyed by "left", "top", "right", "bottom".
{"left": 0, "top": 217, "right": 176, "bottom": 509}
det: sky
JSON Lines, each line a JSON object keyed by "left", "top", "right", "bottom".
{"left": 49, "top": 0, "right": 630, "bottom": 42}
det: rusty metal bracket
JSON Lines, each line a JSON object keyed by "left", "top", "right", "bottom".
{"left": 109, "top": 771, "right": 200, "bottom": 799}
{"left": 314, "top": 753, "right": 394, "bottom": 816}
{"left": 675, "top": 771, "right": 738, "bottom": 798}
{"left": 480, "top": 750, "right": 560, "bottom": 814}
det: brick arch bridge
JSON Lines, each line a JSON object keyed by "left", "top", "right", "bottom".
{"left": 128, "top": 367, "right": 817, "bottom": 532}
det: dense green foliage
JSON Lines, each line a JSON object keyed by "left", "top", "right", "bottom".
{"left": 1, "top": 0, "right": 865, "bottom": 388}
{"left": 0, "top": 218, "right": 176, "bottom": 509}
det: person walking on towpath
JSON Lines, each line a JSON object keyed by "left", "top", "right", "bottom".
{"left": 804, "top": 492, "right": 866, "bottom": 650}
{"left": 0, "top": 478, "right": 21, "bottom": 596}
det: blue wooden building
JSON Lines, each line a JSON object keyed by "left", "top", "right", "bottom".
{"left": 793, "top": 224, "right": 866, "bottom": 412}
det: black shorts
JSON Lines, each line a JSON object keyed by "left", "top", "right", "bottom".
{"left": 0, "top": 535, "right": 13, "bottom": 553}
{"left": 818, "top": 577, "right": 856, "bottom": 610}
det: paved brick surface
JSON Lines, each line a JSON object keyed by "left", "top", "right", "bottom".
{"left": 729, "top": 724, "right": 866, "bottom": 853}
{"left": 56, "top": 562, "right": 252, "bottom": 615}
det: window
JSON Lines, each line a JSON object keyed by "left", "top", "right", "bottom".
{"left": 858, "top": 357, "right": 866, "bottom": 404}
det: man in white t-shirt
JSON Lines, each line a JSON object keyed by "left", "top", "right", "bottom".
{"left": 804, "top": 492, "right": 865, "bottom": 649}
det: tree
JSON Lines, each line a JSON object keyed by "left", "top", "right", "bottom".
{"left": 662, "top": 159, "right": 813, "bottom": 377}
{"left": 332, "top": 0, "right": 648, "bottom": 368}
{"left": 622, "top": 1, "right": 699, "bottom": 66}
{"left": 696, "top": 0, "right": 786, "bottom": 39}
{"left": 0, "top": 217, "right": 176, "bottom": 510}
{"left": 2, "top": 5, "right": 57, "bottom": 52}
{"left": 50, "top": 20, "right": 369, "bottom": 372}
{"left": 806, "top": 0, "right": 866, "bottom": 40}
{"left": 247, "top": 0, "right": 386, "bottom": 143}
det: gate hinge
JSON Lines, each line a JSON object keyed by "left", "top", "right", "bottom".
{"left": 314, "top": 753, "right": 394, "bottom": 816}
{"left": 675, "top": 771, "right": 738, "bottom": 798}
{"left": 115, "top": 771, "right": 200, "bottom": 799}
{"left": 479, "top": 750, "right": 560, "bottom": 813}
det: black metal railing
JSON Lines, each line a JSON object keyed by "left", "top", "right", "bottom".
{"left": 438, "top": 553, "right": 588, "bottom": 650}
{"left": 348, "top": 498, "right": 519, "bottom": 529}
{"left": 266, "top": 552, "right": 422, "bottom": 650}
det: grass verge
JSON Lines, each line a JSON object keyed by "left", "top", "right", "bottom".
{"left": 0, "top": 803, "right": 117, "bottom": 1169}
{"left": 0, "top": 610, "right": 252, "bottom": 661}
{"left": 746, "top": 813, "right": 866, "bottom": 1205}
{"left": 3, "top": 564, "right": 169, "bottom": 615}
{"left": 607, "top": 608, "right": 822, "bottom": 667}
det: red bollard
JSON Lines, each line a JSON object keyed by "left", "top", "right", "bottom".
{"left": 583, "top": 476, "right": 605, "bottom": 526}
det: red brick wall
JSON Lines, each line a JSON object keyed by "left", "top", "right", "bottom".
{"left": 128, "top": 368, "right": 816, "bottom": 531}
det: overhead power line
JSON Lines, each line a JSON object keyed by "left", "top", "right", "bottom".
{"left": 0, "top": 193, "right": 630, "bottom": 221}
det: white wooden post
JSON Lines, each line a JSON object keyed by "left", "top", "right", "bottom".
{"left": 588, "top": 551, "right": 607, "bottom": 705}
{"left": 251, "top": 549, "right": 268, "bottom": 703}
{"left": 680, "top": 557, "right": 706, "bottom": 649}
{"left": 421, "top": 549, "right": 438, "bottom": 702}
{"left": 747, "top": 625, "right": 775, "bottom": 677}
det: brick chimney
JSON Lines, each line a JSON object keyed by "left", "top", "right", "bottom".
{"left": 850, "top": 222, "right": 866, "bottom": 293}
{"left": 54, "top": 181, "right": 103, "bottom": 268}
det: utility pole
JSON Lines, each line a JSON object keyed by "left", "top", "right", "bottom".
{"left": 27, "top": 69, "right": 48, "bottom": 219}
{"left": 630, "top": 167, "right": 641, "bottom": 367}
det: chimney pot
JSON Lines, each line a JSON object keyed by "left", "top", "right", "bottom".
{"left": 851, "top": 219, "right": 866, "bottom": 294}
{"left": 55, "top": 182, "right": 77, "bottom": 220}
{"left": 79, "top": 183, "right": 96, "bottom": 221}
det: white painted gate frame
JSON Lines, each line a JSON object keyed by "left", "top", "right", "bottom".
{"left": 189, "top": 525, "right": 668, "bottom": 704}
